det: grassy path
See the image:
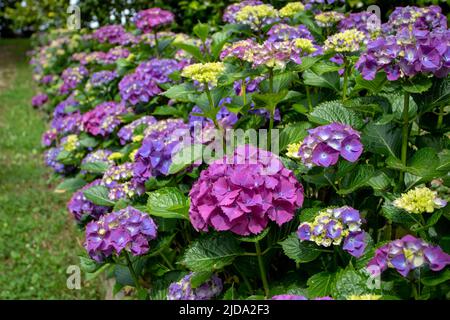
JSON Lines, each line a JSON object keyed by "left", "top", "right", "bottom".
{"left": 0, "top": 39, "right": 103, "bottom": 299}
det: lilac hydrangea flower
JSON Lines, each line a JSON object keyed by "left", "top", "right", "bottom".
{"left": 90, "top": 70, "right": 118, "bottom": 87}
{"left": 92, "top": 25, "right": 135, "bottom": 45}
{"left": 85, "top": 206, "right": 157, "bottom": 262}
{"left": 81, "top": 101, "right": 128, "bottom": 137}
{"left": 222, "top": 0, "right": 263, "bottom": 23}
{"left": 117, "top": 116, "right": 157, "bottom": 145}
{"left": 134, "top": 8, "right": 175, "bottom": 33}
{"left": 298, "top": 122, "right": 363, "bottom": 168}
{"left": 167, "top": 273, "right": 223, "bottom": 300}
{"left": 68, "top": 180, "right": 111, "bottom": 222}
{"left": 31, "top": 93, "right": 48, "bottom": 108}
{"left": 267, "top": 24, "right": 313, "bottom": 42}
{"left": 101, "top": 162, "right": 144, "bottom": 201}
{"left": 41, "top": 129, "right": 57, "bottom": 147}
{"left": 367, "top": 235, "right": 450, "bottom": 277}
{"left": 189, "top": 145, "right": 304, "bottom": 236}
{"left": 41, "top": 75, "right": 54, "bottom": 85}
{"left": 59, "top": 66, "right": 88, "bottom": 94}
{"left": 297, "top": 206, "right": 367, "bottom": 258}
{"left": 44, "top": 147, "right": 66, "bottom": 173}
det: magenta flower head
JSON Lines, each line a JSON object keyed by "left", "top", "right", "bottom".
{"left": 167, "top": 273, "right": 223, "bottom": 300}
{"left": 68, "top": 180, "right": 111, "bottom": 222}
{"left": 367, "top": 235, "right": 450, "bottom": 277}
{"left": 189, "top": 145, "right": 304, "bottom": 236}
{"left": 298, "top": 122, "right": 363, "bottom": 168}
{"left": 85, "top": 206, "right": 157, "bottom": 262}
{"left": 92, "top": 25, "right": 134, "bottom": 45}
{"left": 134, "top": 8, "right": 175, "bottom": 33}
{"left": 31, "top": 93, "right": 48, "bottom": 108}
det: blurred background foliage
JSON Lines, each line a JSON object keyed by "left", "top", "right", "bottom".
{"left": 1, "top": 0, "right": 449, "bottom": 37}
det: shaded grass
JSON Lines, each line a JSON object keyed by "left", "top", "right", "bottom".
{"left": 0, "top": 39, "right": 103, "bottom": 299}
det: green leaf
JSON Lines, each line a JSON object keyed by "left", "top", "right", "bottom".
{"left": 311, "top": 61, "right": 343, "bottom": 75}
{"left": 309, "top": 100, "right": 364, "bottom": 129}
{"left": 173, "top": 42, "right": 204, "bottom": 62}
{"left": 412, "top": 77, "right": 450, "bottom": 114}
{"left": 362, "top": 123, "right": 402, "bottom": 158}
{"left": 293, "top": 56, "right": 321, "bottom": 72}
{"left": 190, "top": 271, "right": 213, "bottom": 288}
{"left": 303, "top": 69, "right": 339, "bottom": 91}
{"left": 332, "top": 266, "right": 372, "bottom": 299}
{"left": 307, "top": 272, "right": 336, "bottom": 298}
{"left": 80, "top": 161, "right": 110, "bottom": 174}
{"left": 147, "top": 187, "right": 189, "bottom": 220}
{"left": 237, "top": 227, "right": 270, "bottom": 243}
{"left": 280, "top": 232, "right": 321, "bottom": 263}
{"left": 193, "top": 23, "right": 209, "bottom": 42}
{"left": 279, "top": 122, "right": 311, "bottom": 151}
{"left": 78, "top": 136, "right": 98, "bottom": 148}
{"left": 162, "top": 83, "right": 197, "bottom": 101}
{"left": 211, "top": 31, "right": 229, "bottom": 60}
{"left": 421, "top": 269, "right": 450, "bottom": 286}
{"left": 386, "top": 148, "right": 440, "bottom": 180}
{"left": 300, "top": 207, "right": 322, "bottom": 222}
{"left": 354, "top": 72, "right": 387, "bottom": 94}
{"left": 181, "top": 233, "right": 243, "bottom": 272}
{"left": 252, "top": 90, "right": 288, "bottom": 110}
{"left": 168, "top": 144, "right": 204, "bottom": 175}
{"left": 114, "top": 265, "right": 135, "bottom": 286}
{"left": 261, "top": 72, "right": 298, "bottom": 93}
{"left": 83, "top": 185, "right": 115, "bottom": 206}
{"left": 366, "top": 170, "right": 393, "bottom": 192}
{"left": 381, "top": 201, "right": 416, "bottom": 226}
{"left": 338, "top": 165, "right": 375, "bottom": 195}
{"left": 402, "top": 76, "right": 432, "bottom": 94}
{"left": 54, "top": 177, "right": 86, "bottom": 193}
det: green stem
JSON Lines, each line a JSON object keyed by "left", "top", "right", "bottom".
{"left": 241, "top": 79, "right": 247, "bottom": 105}
{"left": 399, "top": 91, "right": 410, "bottom": 189}
{"left": 160, "top": 252, "right": 174, "bottom": 270}
{"left": 268, "top": 109, "right": 274, "bottom": 150}
{"left": 306, "top": 86, "right": 313, "bottom": 112}
{"left": 437, "top": 105, "right": 444, "bottom": 129}
{"left": 153, "top": 30, "right": 160, "bottom": 57}
{"left": 268, "top": 68, "right": 274, "bottom": 93}
{"left": 255, "top": 240, "right": 270, "bottom": 298}
{"left": 124, "top": 251, "right": 143, "bottom": 291}
{"left": 342, "top": 58, "right": 349, "bottom": 102}
{"left": 234, "top": 266, "right": 253, "bottom": 294}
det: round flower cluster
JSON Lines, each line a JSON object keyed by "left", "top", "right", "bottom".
{"left": 189, "top": 145, "right": 304, "bottom": 236}
{"left": 44, "top": 147, "right": 66, "bottom": 174}
{"left": 286, "top": 142, "right": 302, "bottom": 159}
{"left": 134, "top": 119, "right": 190, "bottom": 182}
{"left": 235, "top": 4, "right": 279, "bottom": 31}
{"left": 90, "top": 70, "right": 118, "bottom": 87}
{"left": 67, "top": 179, "right": 111, "bottom": 222}
{"left": 298, "top": 122, "right": 363, "bottom": 168}
{"left": 279, "top": 2, "right": 305, "bottom": 19}
{"left": 297, "top": 206, "right": 367, "bottom": 258}
{"left": 31, "top": 93, "right": 48, "bottom": 108}
{"left": 81, "top": 101, "right": 128, "bottom": 137}
{"left": 222, "top": 0, "right": 263, "bottom": 24}
{"left": 338, "top": 12, "right": 378, "bottom": 35}
{"left": 181, "top": 62, "right": 225, "bottom": 87}
{"left": 167, "top": 273, "right": 223, "bottom": 300}
{"left": 117, "top": 116, "right": 157, "bottom": 145}
{"left": 59, "top": 66, "right": 88, "bottom": 94}
{"left": 102, "top": 162, "right": 144, "bottom": 201}
{"left": 51, "top": 110, "right": 81, "bottom": 136}
{"left": 103, "top": 47, "right": 131, "bottom": 64}
{"left": 136, "top": 58, "right": 185, "bottom": 84}
{"left": 356, "top": 29, "right": 450, "bottom": 81}
{"left": 272, "top": 295, "right": 333, "bottom": 300}
{"left": 315, "top": 11, "right": 345, "bottom": 27}
{"left": 393, "top": 187, "right": 447, "bottom": 214}
{"left": 220, "top": 39, "right": 258, "bottom": 63}
{"left": 81, "top": 149, "right": 114, "bottom": 169}
{"left": 92, "top": 25, "right": 134, "bottom": 45}
{"left": 367, "top": 235, "right": 450, "bottom": 277}
{"left": 323, "top": 29, "right": 366, "bottom": 53}
{"left": 61, "top": 134, "right": 79, "bottom": 152}
{"left": 267, "top": 24, "right": 313, "bottom": 42}
{"left": 85, "top": 206, "right": 158, "bottom": 262}
{"left": 41, "top": 74, "right": 54, "bottom": 85}
{"left": 134, "top": 8, "right": 175, "bottom": 33}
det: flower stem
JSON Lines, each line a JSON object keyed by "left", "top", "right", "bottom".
{"left": 160, "top": 251, "right": 174, "bottom": 270}
{"left": 124, "top": 251, "right": 143, "bottom": 291}
{"left": 437, "top": 105, "right": 444, "bottom": 129}
{"left": 255, "top": 240, "right": 270, "bottom": 298}
{"left": 153, "top": 30, "right": 160, "bottom": 57}
{"left": 399, "top": 91, "right": 410, "bottom": 189}
{"left": 268, "top": 67, "right": 274, "bottom": 93}
{"left": 306, "top": 86, "right": 313, "bottom": 112}
{"left": 342, "top": 58, "right": 349, "bottom": 102}
{"left": 241, "top": 79, "right": 247, "bottom": 105}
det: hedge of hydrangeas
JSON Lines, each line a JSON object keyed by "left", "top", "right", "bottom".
{"left": 30, "top": 1, "right": 450, "bottom": 300}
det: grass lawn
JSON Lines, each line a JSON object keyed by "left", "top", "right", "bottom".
{"left": 0, "top": 39, "right": 103, "bottom": 299}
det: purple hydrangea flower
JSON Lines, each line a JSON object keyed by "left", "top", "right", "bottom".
{"left": 298, "top": 122, "right": 363, "bottom": 168}
{"left": 368, "top": 235, "right": 450, "bottom": 277}
{"left": 81, "top": 101, "right": 128, "bottom": 137}
{"left": 92, "top": 25, "right": 135, "bottom": 45}
{"left": 31, "top": 93, "right": 48, "bottom": 108}
{"left": 167, "top": 273, "right": 223, "bottom": 300}
{"left": 85, "top": 206, "right": 157, "bottom": 262}
{"left": 59, "top": 66, "right": 89, "bottom": 94}
{"left": 41, "top": 75, "right": 54, "bottom": 85}
{"left": 68, "top": 180, "right": 111, "bottom": 222}
{"left": 102, "top": 162, "right": 145, "bottom": 201}
{"left": 189, "top": 145, "right": 304, "bottom": 236}
{"left": 222, "top": 0, "right": 263, "bottom": 23}
{"left": 134, "top": 8, "right": 175, "bottom": 33}
{"left": 90, "top": 70, "right": 118, "bottom": 87}
{"left": 81, "top": 149, "right": 114, "bottom": 174}
{"left": 44, "top": 147, "right": 65, "bottom": 173}
{"left": 117, "top": 116, "right": 157, "bottom": 145}
{"left": 41, "top": 129, "right": 57, "bottom": 147}
{"left": 267, "top": 24, "right": 313, "bottom": 42}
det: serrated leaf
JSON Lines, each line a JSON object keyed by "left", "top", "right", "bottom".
{"left": 421, "top": 269, "right": 450, "bottom": 286}
{"left": 80, "top": 161, "right": 110, "bottom": 173}
{"left": 307, "top": 272, "right": 336, "bottom": 298}
{"left": 279, "top": 122, "right": 311, "bottom": 151}
{"left": 190, "top": 271, "right": 213, "bottom": 288}
{"left": 366, "top": 171, "right": 392, "bottom": 191}
{"left": 280, "top": 232, "right": 321, "bottom": 263}
{"left": 300, "top": 207, "right": 322, "bottom": 222}
{"left": 173, "top": 42, "right": 204, "bottom": 61}
{"left": 238, "top": 227, "right": 270, "bottom": 243}
{"left": 354, "top": 72, "right": 387, "bottom": 94}
{"left": 309, "top": 100, "right": 364, "bottom": 129}
{"left": 147, "top": 187, "right": 189, "bottom": 220}
{"left": 261, "top": 72, "right": 298, "bottom": 93}
{"left": 83, "top": 185, "right": 115, "bottom": 206}
{"left": 402, "top": 76, "right": 432, "bottom": 94}
{"left": 162, "top": 83, "right": 197, "bottom": 101}
{"left": 362, "top": 123, "right": 402, "bottom": 158}
{"left": 381, "top": 201, "right": 416, "bottom": 226}
{"left": 303, "top": 69, "right": 340, "bottom": 91}
{"left": 181, "top": 234, "right": 243, "bottom": 272}
{"left": 338, "top": 165, "right": 375, "bottom": 195}
{"left": 332, "top": 267, "right": 372, "bottom": 299}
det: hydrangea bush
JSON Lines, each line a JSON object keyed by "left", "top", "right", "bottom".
{"left": 30, "top": 1, "right": 450, "bottom": 300}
